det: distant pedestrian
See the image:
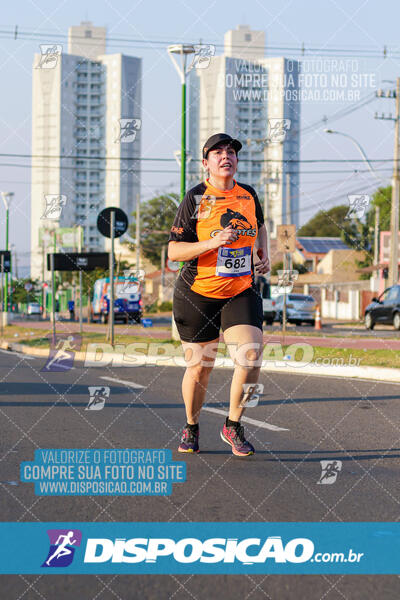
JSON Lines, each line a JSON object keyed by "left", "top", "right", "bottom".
{"left": 55, "top": 299, "right": 60, "bottom": 321}
{"left": 68, "top": 300, "right": 75, "bottom": 321}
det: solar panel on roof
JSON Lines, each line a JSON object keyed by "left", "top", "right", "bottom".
{"left": 297, "top": 237, "right": 349, "bottom": 253}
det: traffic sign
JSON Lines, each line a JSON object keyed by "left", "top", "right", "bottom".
{"left": 166, "top": 258, "right": 180, "bottom": 272}
{"left": 97, "top": 207, "right": 128, "bottom": 239}
{"left": 277, "top": 224, "right": 296, "bottom": 253}
{"left": 0, "top": 251, "right": 11, "bottom": 273}
{"left": 47, "top": 252, "right": 111, "bottom": 271}
{"left": 24, "top": 283, "right": 33, "bottom": 292}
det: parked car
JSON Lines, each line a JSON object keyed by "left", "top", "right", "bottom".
{"left": 274, "top": 294, "right": 316, "bottom": 326}
{"left": 27, "top": 302, "right": 41, "bottom": 315}
{"left": 364, "top": 285, "right": 400, "bottom": 330}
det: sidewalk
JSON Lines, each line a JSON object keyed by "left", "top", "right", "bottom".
{"left": 5, "top": 317, "right": 400, "bottom": 350}
{"left": 262, "top": 332, "right": 400, "bottom": 351}
{"left": 2, "top": 338, "right": 400, "bottom": 384}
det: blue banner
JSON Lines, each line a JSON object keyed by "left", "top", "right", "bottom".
{"left": 0, "top": 522, "right": 399, "bottom": 574}
{"left": 20, "top": 449, "right": 186, "bottom": 496}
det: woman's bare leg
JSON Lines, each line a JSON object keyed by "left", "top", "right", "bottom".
{"left": 181, "top": 338, "right": 220, "bottom": 424}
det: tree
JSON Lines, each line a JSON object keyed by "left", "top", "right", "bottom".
{"left": 12, "top": 278, "right": 41, "bottom": 304}
{"left": 270, "top": 261, "right": 308, "bottom": 275}
{"left": 126, "top": 193, "right": 179, "bottom": 268}
{"left": 78, "top": 259, "right": 134, "bottom": 304}
{"left": 355, "top": 185, "right": 394, "bottom": 279}
{"left": 298, "top": 204, "right": 359, "bottom": 246}
{"left": 296, "top": 188, "right": 400, "bottom": 280}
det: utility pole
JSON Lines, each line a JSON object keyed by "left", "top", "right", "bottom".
{"left": 78, "top": 225, "right": 83, "bottom": 335}
{"left": 390, "top": 78, "right": 400, "bottom": 286}
{"left": 262, "top": 141, "right": 273, "bottom": 282}
{"left": 374, "top": 205, "right": 380, "bottom": 283}
{"left": 263, "top": 173, "right": 271, "bottom": 283}
{"left": 375, "top": 78, "right": 400, "bottom": 286}
{"left": 285, "top": 172, "right": 291, "bottom": 225}
{"left": 50, "top": 233, "right": 56, "bottom": 345}
{"left": 136, "top": 193, "right": 140, "bottom": 271}
{"left": 42, "top": 239, "right": 46, "bottom": 319}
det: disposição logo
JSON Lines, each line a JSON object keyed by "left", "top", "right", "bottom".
{"left": 42, "top": 529, "right": 82, "bottom": 567}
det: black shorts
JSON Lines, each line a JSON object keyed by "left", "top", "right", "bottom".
{"left": 173, "top": 276, "right": 263, "bottom": 343}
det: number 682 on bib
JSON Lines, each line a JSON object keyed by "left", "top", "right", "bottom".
{"left": 216, "top": 246, "right": 252, "bottom": 278}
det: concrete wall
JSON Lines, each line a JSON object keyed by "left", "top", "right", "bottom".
{"left": 321, "top": 288, "right": 360, "bottom": 320}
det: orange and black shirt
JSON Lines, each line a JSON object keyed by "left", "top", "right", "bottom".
{"left": 168, "top": 179, "right": 264, "bottom": 299}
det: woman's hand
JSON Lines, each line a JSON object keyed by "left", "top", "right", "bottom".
{"left": 209, "top": 226, "right": 239, "bottom": 249}
{"left": 254, "top": 247, "right": 270, "bottom": 274}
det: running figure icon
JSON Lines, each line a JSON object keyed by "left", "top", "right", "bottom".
{"left": 45, "top": 531, "right": 77, "bottom": 566}
{"left": 317, "top": 460, "right": 343, "bottom": 484}
{"left": 43, "top": 336, "right": 76, "bottom": 371}
{"left": 42, "top": 528, "right": 82, "bottom": 568}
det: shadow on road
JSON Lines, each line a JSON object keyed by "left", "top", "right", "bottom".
{"left": 196, "top": 449, "right": 400, "bottom": 460}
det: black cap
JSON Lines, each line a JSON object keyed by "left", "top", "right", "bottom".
{"left": 202, "top": 133, "right": 242, "bottom": 159}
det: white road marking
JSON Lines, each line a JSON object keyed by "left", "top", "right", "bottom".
{"left": 100, "top": 376, "right": 145, "bottom": 390}
{"left": 0, "top": 348, "right": 35, "bottom": 360}
{"left": 202, "top": 406, "right": 289, "bottom": 431}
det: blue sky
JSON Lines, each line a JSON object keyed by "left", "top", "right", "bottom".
{"left": 0, "top": 0, "right": 399, "bottom": 275}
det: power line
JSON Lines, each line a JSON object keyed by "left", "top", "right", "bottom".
{"left": 0, "top": 152, "right": 398, "bottom": 164}
{"left": 300, "top": 93, "right": 377, "bottom": 135}
{"left": 289, "top": 181, "right": 381, "bottom": 218}
{"left": 0, "top": 161, "right": 395, "bottom": 176}
{"left": 2, "top": 27, "right": 400, "bottom": 58}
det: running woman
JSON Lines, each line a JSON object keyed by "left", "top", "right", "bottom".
{"left": 168, "top": 133, "right": 270, "bottom": 457}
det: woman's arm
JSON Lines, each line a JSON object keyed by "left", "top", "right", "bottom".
{"left": 168, "top": 226, "right": 239, "bottom": 262}
{"left": 253, "top": 224, "right": 270, "bottom": 274}
{"left": 168, "top": 239, "right": 214, "bottom": 262}
{"left": 254, "top": 223, "right": 267, "bottom": 253}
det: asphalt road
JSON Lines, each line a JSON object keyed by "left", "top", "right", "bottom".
{"left": 1, "top": 348, "right": 400, "bottom": 599}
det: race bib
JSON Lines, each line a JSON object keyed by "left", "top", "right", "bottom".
{"left": 216, "top": 246, "right": 251, "bottom": 278}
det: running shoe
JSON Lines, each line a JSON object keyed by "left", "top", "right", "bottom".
{"left": 178, "top": 425, "right": 200, "bottom": 453}
{"left": 220, "top": 421, "right": 255, "bottom": 456}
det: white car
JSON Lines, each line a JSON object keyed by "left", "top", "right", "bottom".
{"left": 27, "top": 302, "right": 41, "bottom": 315}
{"left": 274, "top": 294, "right": 316, "bottom": 326}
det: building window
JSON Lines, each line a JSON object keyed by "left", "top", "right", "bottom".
{"left": 245, "top": 34, "right": 251, "bottom": 41}
{"left": 85, "top": 30, "right": 92, "bottom": 38}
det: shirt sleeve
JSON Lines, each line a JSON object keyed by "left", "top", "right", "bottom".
{"left": 168, "top": 191, "right": 198, "bottom": 243}
{"left": 239, "top": 182, "right": 264, "bottom": 228}
{"left": 253, "top": 190, "right": 264, "bottom": 228}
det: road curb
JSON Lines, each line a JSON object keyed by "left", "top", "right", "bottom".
{"left": 4, "top": 341, "right": 400, "bottom": 383}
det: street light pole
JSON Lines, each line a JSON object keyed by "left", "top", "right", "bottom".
{"left": 325, "top": 129, "right": 390, "bottom": 285}
{"left": 1, "top": 192, "right": 14, "bottom": 325}
{"left": 326, "top": 118, "right": 400, "bottom": 285}
{"left": 167, "top": 44, "right": 196, "bottom": 202}
{"left": 167, "top": 44, "right": 196, "bottom": 341}
{"left": 181, "top": 81, "right": 187, "bottom": 201}
{"left": 324, "top": 129, "right": 383, "bottom": 182}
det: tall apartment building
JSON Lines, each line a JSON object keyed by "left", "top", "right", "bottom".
{"left": 30, "top": 22, "right": 141, "bottom": 278}
{"left": 187, "top": 25, "right": 300, "bottom": 235}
